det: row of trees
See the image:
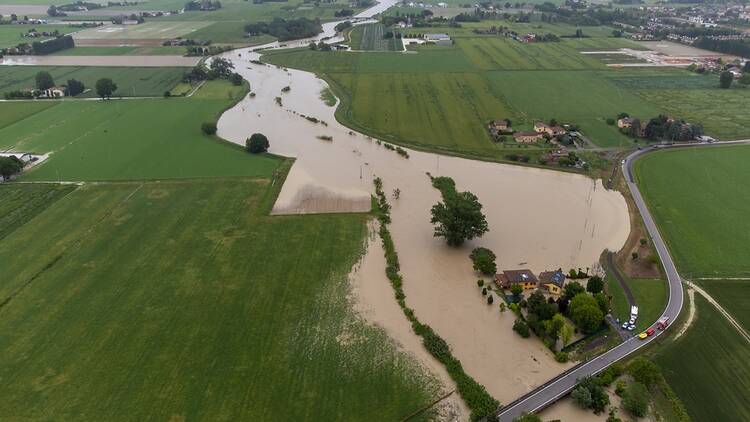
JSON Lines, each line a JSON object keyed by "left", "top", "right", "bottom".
{"left": 34, "top": 71, "right": 85, "bottom": 96}
{"left": 245, "top": 18, "right": 322, "bottom": 41}
{"left": 32, "top": 34, "right": 74, "bottom": 55}
{"left": 183, "top": 57, "right": 242, "bottom": 85}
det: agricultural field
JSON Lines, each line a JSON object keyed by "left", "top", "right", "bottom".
{"left": 0, "top": 101, "right": 56, "bottom": 130}
{"left": 72, "top": 21, "right": 213, "bottom": 41}
{"left": 456, "top": 37, "right": 606, "bottom": 70}
{"left": 0, "top": 179, "right": 439, "bottom": 421}
{"left": 0, "top": 81, "right": 282, "bottom": 181}
{"left": 634, "top": 145, "right": 750, "bottom": 278}
{"left": 698, "top": 280, "right": 750, "bottom": 330}
{"left": 0, "top": 24, "right": 77, "bottom": 49}
{"left": 656, "top": 295, "right": 750, "bottom": 422}
{"left": 0, "top": 66, "right": 186, "bottom": 98}
{"left": 349, "top": 23, "right": 403, "bottom": 51}
{"left": 187, "top": 21, "right": 275, "bottom": 45}
{"left": 0, "top": 183, "right": 74, "bottom": 240}
{"left": 51, "top": 45, "right": 189, "bottom": 56}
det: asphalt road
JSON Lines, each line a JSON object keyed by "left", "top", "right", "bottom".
{"left": 494, "top": 141, "right": 750, "bottom": 421}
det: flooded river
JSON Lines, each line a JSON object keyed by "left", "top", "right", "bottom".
{"left": 216, "top": 4, "right": 630, "bottom": 417}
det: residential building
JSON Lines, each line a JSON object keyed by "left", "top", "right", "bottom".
{"left": 38, "top": 87, "right": 65, "bottom": 98}
{"left": 495, "top": 269, "right": 539, "bottom": 290}
{"left": 534, "top": 122, "right": 565, "bottom": 136}
{"left": 617, "top": 117, "right": 634, "bottom": 129}
{"left": 513, "top": 131, "right": 543, "bottom": 143}
{"left": 538, "top": 269, "right": 566, "bottom": 295}
{"left": 424, "top": 33, "right": 452, "bottom": 46}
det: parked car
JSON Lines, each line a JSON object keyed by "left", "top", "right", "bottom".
{"left": 627, "top": 325, "right": 636, "bottom": 331}
{"left": 647, "top": 327, "right": 655, "bottom": 336}
{"left": 638, "top": 332, "right": 648, "bottom": 339}
{"left": 622, "top": 322, "right": 629, "bottom": 329}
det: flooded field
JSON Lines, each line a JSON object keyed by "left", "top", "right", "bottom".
{"left": 0, "top": 55, "right": 199, "bottom": 67}
{"left": 216, "top": 7, "right": 630, "bottom": 412}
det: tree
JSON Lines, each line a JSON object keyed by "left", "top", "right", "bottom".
{"left": 569, "top": 293, "right": 604, "bottom": 333}
{"left": 511, "top": 284, "right": 523, "bottom": 302}
{"left": 95, "top": 78, "right": 117, "bottom": 99}
{"left": 594, "top": 292, "right": 609, "bottom": 314}
{"left": 586, "top": 275, "right": 604, "bottom": 294}
{"left": 66, "top": 79, "right": 85, "bottom": 96}
{"left": 430, "top": 191, "right": 489, "bottom": 246}
{"left": 719, "top": 70, "right": 733, "bottom": 89}
{"left": 487, "top": 294, "right": 494, "bottom": 305}
{"left": 209, "top": 57, "right": 234, "bottom": 79}
{"left": 229, "top": 72, "right": 243, "bottom": 86}
{"left": 627, "top": 357, "right": 661, "bottom": 387}
{"left": 201, "top": 122, "right": 217, "bottom": 135}
{"left": 470, "top": 247, "right": 497, "bottom": 275}
{"left": 575, "top": 376, "right": 610, "bottom": 414}
{"left": 499, "top": 302, "right": 506, "bottom": 312}
{"left": 246, "top": 133, "right": 269, "bottom": 153}
{"left": 571, "top": 385, "right": 593, "bottom": 409}
{"left": 564, "top": 281, "right": 585, "bottom": 299}
{"left": 745, "top": 61, "right": 750, "bottom": 72}
{"left": 35, "top": 71, "right": 54, "bottom": 90}
{"left": 0, "top": 156, "right": 24, "bottom": 179}
{"left": 623, "top": 382, "right": 649, "bottom": 418}
{"left": 739, "top": 73, "right": 750, "bottom": 86}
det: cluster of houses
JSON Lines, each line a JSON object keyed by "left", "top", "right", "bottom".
{"left": 487, "top": 119, "right": 580, "bottom": 145}
{"left": 495, "top": 269, "right": 568, "bottom": 296}
{"left": 20, "top": 29, "right": 60, "bottom": 39}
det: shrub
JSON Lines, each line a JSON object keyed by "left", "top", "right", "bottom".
{"left": 555, "top": 351, "right": 569, "bottom": 363}
{"left": 477, "top": 279, "right": 484, "bottom": 287}
{"left": 487, "top": 295, "right": 494, "bottom": 305}
{"left": 628, "top": 357, "right": 661, "bottom": 387}
{"left": 201, "top": 122, "right": 217, "bottom": 135}
{"left": 623, "top": 382, "right": 649, "bottom": 418}
{"left": 482, "top": 287, "right": 487, "bottom": 296}
{"left": 470, "top": 247, "right": 497, "bottom": 275}
{"left": 513, "top": 319, "right": 530, "bottom": 338}
{"left": 615, "top": 380, "right": 627, "bottom": 396}
{"left": 606, "top": 117, "right": 615, "bottom": 125}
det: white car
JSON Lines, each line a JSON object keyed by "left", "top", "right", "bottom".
{"left": 621, "top": 322, "right": 629, "bottom": 329}
{"left": 621, "top": 159, "right": 626, "bottom": 164}
{"left": 627, "top": 324, "right": 636, "bottom": 331}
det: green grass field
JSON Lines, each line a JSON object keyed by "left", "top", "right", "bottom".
{"left": 0, "top": 81, "right": 281, "bottom": 181}
{"left": 0, "top": 179, "right": 438, "bottom": 421}
{"left": 0, "top": 66, "right": 186, "bottom": 98}
{"left": 656, "top": 295, "right": 750, "bottom": 422}
{"left": 0, "top": 101, "right": 56, "bottom": 130}
{"left": 698, "top": 280, "right": 750, "bottom": 330}
{"left": 634, "top": 145, "right": 750, "bottom": 278}
{"left": 0, "top": 24, "right": 77, "bottom": 49}
{"left": 607, "top": 275, "right": 667, "bottom": 331}
{"left": 51, "top": 45, "right": 189, "bottom": 56}
{"left": 72, "top": 21, "right": 213, "bottom": 40}
{"left": 349, "top": 23, "right": 403, "bottom": 51}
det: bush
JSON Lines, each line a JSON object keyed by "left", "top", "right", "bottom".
{"left": 246, "top": 133, "right": 270, "bottom": 154}
{"left": 201, "top": 122, "right": 217, "bottom": 135}
{"left": 623, "top": 382, "right": 649, "bottom": 418}
{"left": 615, "top": 380, "right": 627, "bottom": 396}
{"left": 606, "top": 117, "right": 615, "bottom": 125}
{"left": 482, "top": 287, "right": 487, "bottom": 296}
{"left": 513, "top": 319, "right": 530, "bottom": 338}
{"left": 470, "top": 247, "right": 497, "bottom": 275}
{"left": 487, "top": 295, "right": 494, "bottom": 305}
{"left": 554, "top": 351, "right": 569, "bottom": 363}
{"left": 627, "top": 357, "right": 661, "bottom": 387}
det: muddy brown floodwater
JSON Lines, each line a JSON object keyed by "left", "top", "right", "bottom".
{"left": 216, "top": 22, "right": 630, "bottom": 418}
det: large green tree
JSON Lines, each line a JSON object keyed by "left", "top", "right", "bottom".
{"left": 470, "top": 247, "right": 496, "bottom": 275}
{"left": 35, "top": 71, "right": 54, "bottom": 90}
{"left": 430, "top": 191, "right": 488, "bottom": 246}
{"left": 569, "top": 293, "right": 604, "bottom": 333}
{"left": 719, "top": 70, "right": 733, "bottom": 89}
{"left": 246, "top": 133, "right": 270, "bottom": 154}
{"left": 623, "top": 382, "right": 649, "bottom": 418}
{"left": 95, "top": 78, "right": 118, "bottom": 99}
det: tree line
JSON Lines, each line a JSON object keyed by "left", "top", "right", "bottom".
{"left": 245, "top": 18, "right": 322, "bottom": 41}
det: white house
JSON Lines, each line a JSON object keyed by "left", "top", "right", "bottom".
{"left": 424, "top": 33, "right": 452, "bottom": 45}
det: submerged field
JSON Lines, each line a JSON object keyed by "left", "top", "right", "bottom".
{"left": 0, "top": 179, "right": 438, "bottom": 420}
{"left": 634, "top": 145, "right": 750, "bottom": 278}
{"left": 0, "top": 81, "right": 281, "bottom": 181}
{"left": 0, "top": 66, "right": 187, "bottom": 98}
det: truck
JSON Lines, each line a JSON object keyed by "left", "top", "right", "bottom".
{"left": 657, "top": 316, "right": 670, "bottom": 330}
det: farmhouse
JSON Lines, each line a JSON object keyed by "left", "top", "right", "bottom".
{"left": 513, "top": 131, "right": 543, "bottom": 143}
{"left": 38, "top": 87, "right": 66, "bottom": 98}
{"left": 617, "top": 117, "right": 634, "bottom": 128}
{"left": 538, "top": 269, "right": 566, "bottom": 295}
{"left": 424, "top": 33, "right": 452, "bottom": 46}
{"left": 534, "top": 122, "right": 565, "bottom": 136}
{"left": 490, "top": 119, "right": 510, "bottom": 131}
{"left": 495, "top": 269, "right": 539, "bottom": 290}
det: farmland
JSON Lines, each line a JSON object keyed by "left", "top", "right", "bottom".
{"left": 0, "top": 101, "right": 56, "bottom": 130}
{"left": 349, "top": 23, "right": 403, "bottom": 51}
{"left": 699, "top": 280, "right": 750, "bottom": 330}
{"left": 0, "top": 24, "right": 77, "bottom": 49}
{"left": 0, "top": 81, "right": 281, "bottom": 181}
{"left": 0, "top": 66, "right": 187, "bottom": 98}
{"left": 72, "top": 21, "right": 213, "bottom": 41}
{"left": 634, "top": 145, "right": 750, "bottom": 278}
{"left": 656, "top": 295, "right": 750, "bottom": 422}
{"left": 0, "top": 179, "right": 438, "bottom": 421}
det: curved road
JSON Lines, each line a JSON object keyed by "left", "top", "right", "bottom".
{"left": 496, "top": 140, "right": 750, "bottom": 421}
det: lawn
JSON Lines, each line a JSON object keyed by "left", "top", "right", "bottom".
{"left": 0, "top": 179, "right": 438, "bottom": 421}
{"left": 0, "top": 66, "right": 187, "bottom": 98}
{"left": 698, "top": 280, "right": 750, "bottom": 331}
{"left": 607, "top": 275, "right": 667, "bottom": 331}
{"left": 0, "top": 24, "right": 77, "bottom": 49}
{"left": 349, "top": 23, "right": 403, "bottom": 51}
{"left": 0, "top": 81, "right": 281, "bottom": 181}
{"left": 655, "top": 295, "right": 750, "bottom": 422}
{"left": 634, "top": 145, "right": 750, "bottom": 278}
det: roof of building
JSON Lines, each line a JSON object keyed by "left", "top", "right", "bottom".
{"left": 514, "top": 131, "right": 541, "bottom": 137}
{"left": 495, "top": 269, "right": 539, "bottom": 285}
{"left": 534, "top": 122, "right": 549, "bottom": 128}
{"left": 538, "top": 269, "right": 566, "bottom": 288}
{"left": 425, "top": 33, "right": 450, "bottom": 39}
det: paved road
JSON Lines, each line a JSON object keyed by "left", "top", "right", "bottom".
{"left": 495, "top": 140, "right": 750, "bottom": 421}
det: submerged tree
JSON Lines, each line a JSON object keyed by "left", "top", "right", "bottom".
{"left": 430, "top": 190, "right": 488, "bottom": 246}
{"left": 246, "top": 133, "right": 270, "bottom": 154}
